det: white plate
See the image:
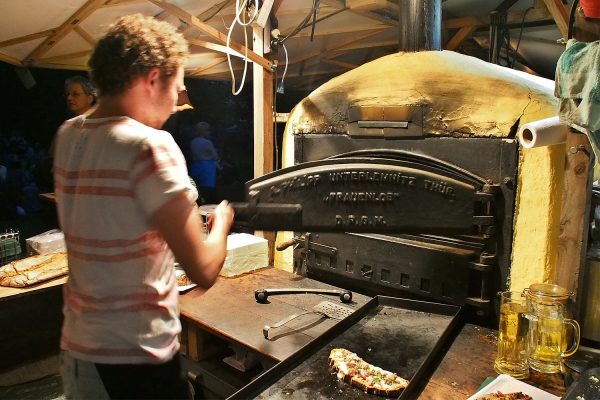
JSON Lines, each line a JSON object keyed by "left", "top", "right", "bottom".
{"left": 174, "top": 266, "right": 197, "bottom": 293}
{"left": 466, "top": 374, "right": 560, "bottom": 400}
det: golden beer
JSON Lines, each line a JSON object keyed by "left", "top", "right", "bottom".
{"left": 525, "top": 283, "right": 580, "bottom": 374}
{"left": 528, "top": 315, "right": 565, "bottom": 372}
{"left": 494, "top": 292, "right": 529, "bottom": 379}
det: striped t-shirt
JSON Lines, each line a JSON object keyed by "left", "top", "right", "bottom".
{"left": 54, "top": 115, "right": 196, "bottom": 364}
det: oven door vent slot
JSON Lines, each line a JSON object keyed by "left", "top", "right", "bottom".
{"left": 347, "top": 105, "right": 425, "bottom": 138}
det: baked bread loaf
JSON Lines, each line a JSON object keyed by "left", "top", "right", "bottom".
{"left": 329, "top": 348, "right": 409, "bottom": 396}
{"left": 0, "top": 252, "right": 68, "bottom": 287}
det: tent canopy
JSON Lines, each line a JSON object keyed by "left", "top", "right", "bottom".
{"left": 0, "top": 0, "right": 572, "bottom": 92}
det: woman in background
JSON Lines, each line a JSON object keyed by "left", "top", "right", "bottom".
{"left": 64, "top": 76, "right": 97, "bottom": 116}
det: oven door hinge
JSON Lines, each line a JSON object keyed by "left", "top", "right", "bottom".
{"left": 474, "top": 183, "right": 501, "bottom": 234}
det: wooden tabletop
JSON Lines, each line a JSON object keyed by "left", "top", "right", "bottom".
{"left": 179, "top": 267, "right": 371, "bottom": 362}
{"left": 420, "top": 323, "right": 566, "bottom": 399}
{"left": 0, "top": 276, "right": 66, "bottom": 302}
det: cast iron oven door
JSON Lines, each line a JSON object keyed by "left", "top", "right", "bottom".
{"left": 234, "top": 150, "right": 498, "bottom": 235}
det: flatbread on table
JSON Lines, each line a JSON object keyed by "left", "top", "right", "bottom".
{"left": 329, "top": 348, "right": 409, "bottom": 397}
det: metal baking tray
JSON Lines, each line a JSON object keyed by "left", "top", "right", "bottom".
{"left": 229, "top": 296, "right": 462, "bottom": 399}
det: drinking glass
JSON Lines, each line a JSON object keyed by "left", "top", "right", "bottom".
{"left": 494, "top": 291, "right": 529, "bottom": 379}
{"left": 526, "top": 301, "right": 580, "bottom": 374}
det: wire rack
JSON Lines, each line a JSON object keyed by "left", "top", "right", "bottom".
{"left": 0, "top": 229, "right": 21, "bottom": 265}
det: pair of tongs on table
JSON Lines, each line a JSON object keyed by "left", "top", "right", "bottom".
{"left": 263, "top": 300, "right": 355, "bottom": 339}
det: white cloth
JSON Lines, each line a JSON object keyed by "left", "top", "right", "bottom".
{"left": 556, "top": 39, "right": 600, "bottom": 158}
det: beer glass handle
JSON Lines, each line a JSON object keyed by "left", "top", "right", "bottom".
{"left": 561, "top": 319, "right": 581, "bottom": 358}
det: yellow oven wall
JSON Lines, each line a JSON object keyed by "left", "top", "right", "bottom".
{"left": 275, "top": 51, "right": 564, "bottom": 292}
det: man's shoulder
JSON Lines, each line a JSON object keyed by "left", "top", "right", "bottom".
{"left": 110, "top": 119, "right": 174, "bottom": 145}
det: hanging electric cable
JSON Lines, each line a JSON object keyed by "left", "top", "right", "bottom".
{"left": 310, "top": 0, "right": 319, "bottom": 41}
{"left": 279, "top": 0, "right": 319, "bottom": 44}
{"left": 235, "top": 0, "right": 258, "bottom": 26}
{"left": 226, "top": 0, "right": 257, "bottom": 95}
{"left": 277, "top": 42, "right": 288, "bottom": 94}
{"left": 512, "top": 6, "right": 534, "bottom": 68}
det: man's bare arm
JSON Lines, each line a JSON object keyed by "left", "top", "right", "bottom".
{"left": 152, "top": 192, "right": 233, "bottom": 290}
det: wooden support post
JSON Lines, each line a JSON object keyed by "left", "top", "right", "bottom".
{"left": 253, "top": 24, "right": 275, "bottom": 266}
{"left": 542, "top": 0, "right": 569, "bottom": 39}
{"left": 556, "top": 130, "right": 593, "bottom": 303}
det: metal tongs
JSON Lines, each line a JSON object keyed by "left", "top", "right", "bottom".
{"left": 263, "top": 301, "right": 355, "bottom": 339}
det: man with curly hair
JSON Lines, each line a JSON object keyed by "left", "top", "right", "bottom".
{"left": 53, "top": 14, "right": 234, "bottom": 399}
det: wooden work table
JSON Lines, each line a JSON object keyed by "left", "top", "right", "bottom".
{"left": 179, "top": 267, "right": 566, "bottom": 399}
{"left": 0, "top": 275, "right": 66, "bottom": 302}
{"left": 420, "top": 324, "right": 566, "bottom": 399}
{"left": 179, "top": 267, "right": 371, "bottom": 363}
{"left": 0, "top": 266, "right": 567, "bottom": 398}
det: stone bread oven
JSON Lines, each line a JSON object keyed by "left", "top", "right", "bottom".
{"left": 274, "top": 49, "right": 567, "bottom": 319}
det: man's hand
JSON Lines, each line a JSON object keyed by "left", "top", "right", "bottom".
{"left": 153, "top": 193, "right": 234, "bottom": 290}
{"left": 207, "top": 200, "right": 234, "bottom": 234}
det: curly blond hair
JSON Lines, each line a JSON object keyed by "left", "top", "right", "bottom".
{"left": 89, "top": 14, "right": 189, "bottom": 97}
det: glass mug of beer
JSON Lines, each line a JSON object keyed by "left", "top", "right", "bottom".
{"left": 524, "top": 283, "right": 580, "bottom": 374}
{"left": 494, "top": 291, "right": 529, "bottom": 379}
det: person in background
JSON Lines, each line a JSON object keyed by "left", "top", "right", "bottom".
{"left": 53, "top": 14, "right": 234, "bottom": 399}
{"left": 189, "top": 121, "right": 220, "bottom": 204}
{"left": 48, "top": 77, "right": 98, "bottom": 159}
{"left": 64, "top": 75, "right": 97, "bottom": 116}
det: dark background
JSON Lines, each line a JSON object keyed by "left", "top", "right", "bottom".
{"left": 0, "top": 61, "right": 307, "bottom": 174}
{"left": 0, "top": 60, "right": 308, "bottom": 242}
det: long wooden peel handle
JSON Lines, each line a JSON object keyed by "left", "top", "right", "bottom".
{"left": 276, "top": 238, "right": 296, "bottom": 251}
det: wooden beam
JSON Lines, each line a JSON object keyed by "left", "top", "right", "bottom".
{"left": 320, "top": 0, "right": 345, "bottom": 7}
{"left": 541, "top": 0, "right": 569, "bottom": 38}
{"left": 556, "top": 130, "right": 593, "bottom": 304}
{"left": 443, "top": 7, "right": 550, "bottom": 29}
{"left": 102, "top": 0, "right": 144, "bottom": 6}
{"left": 445, "top": 26, "right": 477, "bottom": 51}
{"left": 188, "top": 38, "right": 246, "bottom": 59}
{"left": 347, "top": 9, "right": 397, "bottom": 26}
{"left": 276, "top": 7, "right": 352, "bottom": 42}
{"left": 0, "top": 29, "right": 56, "bottom": 49}
{"left": 471, "top": 35, "right": 540, "bottom": 75}
{"left": 321, "top": 58, "right": 358, "bottom": 69}
{"left": 38, "top": 50, "right": 91, "bottom": 64}
{"left": 282, "top": 24, "right": 387, "bottom": 39}
{"left": 184, "top": 0, "right": 235, "bottom": 28}
{"left": 0, "top": 52, "right": 24, "bottom": 66}
{"left": 74, "top": 26, "right": 96, "bottom": 47}
{"left": 347, "top": 0, "right": 398, "bottom": 14}
{"left": 37, "top": 63, "right": 88, "bottom": 71}
{"left": 25, "top": 0, "right": 106, "bottom": 65}
{"left": 273, "top": 0, "right": 285, "bottom": 14}
{"left": 289, "top": 29, "right": 384, "bottom": 64}
{"left": 334, "top": 38, "right": 396, "bottom": 52}
{"left": 187, "top": 56, "right": 228, "bottom": 76}
{"left": 148, "top": 0, "right": 272, "bottom": 70}
{"left": 346, "top": 0, "right": 398, "bottom": 25}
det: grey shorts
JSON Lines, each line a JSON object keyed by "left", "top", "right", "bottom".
{"left": 60, "top": 351, "right": 193, "bottom": 400}
{"left": 60, "top": 352, "right": 110, "bottom": 400}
